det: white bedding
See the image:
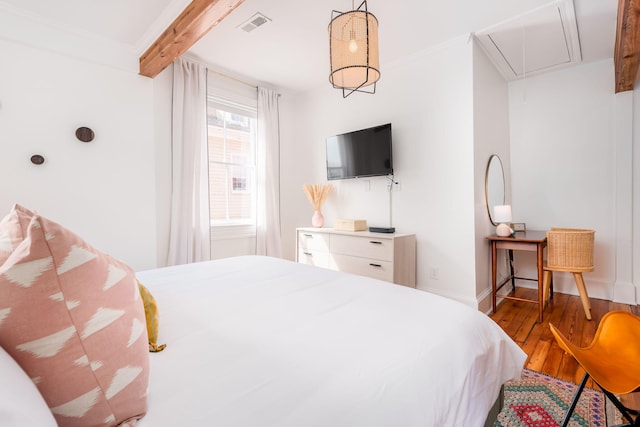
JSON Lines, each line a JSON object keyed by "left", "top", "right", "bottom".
{"left": 136, "top": 255, "right": 525, "bottom": 427}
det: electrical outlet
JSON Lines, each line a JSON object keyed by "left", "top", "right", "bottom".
{"left": 512, "top": 223, "right": 526, "bottom": 232}
{"left": 429, "top": 267, "right": 439, "bottom": 280}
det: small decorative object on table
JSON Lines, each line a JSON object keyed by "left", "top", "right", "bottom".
{"left": 493, "top": 205, "right": 514, "bottom": 237}
{"left": 334, "top": 218, "right": 368, "bottom": 232}
{"left": 303, "top": 183, "right": 332, "bottom": 228}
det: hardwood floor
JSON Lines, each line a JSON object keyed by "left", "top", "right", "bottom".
{"left": 489, "top": 288, "right": 640, "bottom": 408}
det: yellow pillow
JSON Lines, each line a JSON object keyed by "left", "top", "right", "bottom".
{"left": 137, "top": 281, "right": 166, "bottom": 352}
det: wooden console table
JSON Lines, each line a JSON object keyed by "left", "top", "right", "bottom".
{"left": 487, "top": 230, "right": 548, "bottom": 322}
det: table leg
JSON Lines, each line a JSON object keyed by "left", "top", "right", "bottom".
{"left": 508, "top": 249, "right": 515, "bottom": 292}
{"left": 492, "top": 242, "right": 497, "bottom": 313}
{"left": 537, "top": 243, "right": 544, "bottom": 322}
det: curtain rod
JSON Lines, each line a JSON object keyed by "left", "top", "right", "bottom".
{"left": 182, "top": 54, "right": 281, "bottom": 96}
{"left": 208, "top": 68, "right": 257, "bottom": 89}
{"left": 209, "top": 69, "right": 282, "bottom": 96}
{"left": 182, "top": 54, "right": 257, "bottom": 88}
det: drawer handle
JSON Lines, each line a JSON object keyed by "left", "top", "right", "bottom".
{"left": 369, "top": 263, "right": 382, "bottom": 268}
{"left": 369, "top": 241, "right": 382, "bottom": 245}
{"left": 303, "top": 252, "right": 313, "bottom": 256}
{"left": 303, "top": 234, "right": 313, "bottom": 238}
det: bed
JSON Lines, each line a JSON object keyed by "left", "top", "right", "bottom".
{"left": 0, "top": 205, "right": 524, "bottom": 426}
{"left": 135, "top": 255, "right": 526, "bottom": 427}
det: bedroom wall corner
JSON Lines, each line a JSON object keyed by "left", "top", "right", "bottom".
{"left": 471, "top": 39, "right": 511, "bottom": 312}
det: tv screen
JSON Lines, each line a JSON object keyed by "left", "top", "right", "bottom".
{"left": 326, "top": 123, "right": 393, "bottom": 180}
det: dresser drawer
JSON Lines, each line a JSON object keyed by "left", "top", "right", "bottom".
{"left": 298, "top": 231, "right": 330, "bottom": 252}
{"left": 330, "top": 234, "right": 393, "bottom": 261}
{"left": 295, "top": 228, "right": 416, "bottom": 287}
{"left": 331, "top": 254, "right": 393, "bottom": 282}
{"left": 297, "top": 249, "right": 330, "bottom": 268}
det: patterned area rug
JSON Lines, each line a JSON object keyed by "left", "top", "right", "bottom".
{"left": 494, "top": 369, "right": 612, "bottom": 427}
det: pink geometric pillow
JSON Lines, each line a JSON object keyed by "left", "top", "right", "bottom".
{"left": 0, "top": 211, "right": 149, "bottom": 427}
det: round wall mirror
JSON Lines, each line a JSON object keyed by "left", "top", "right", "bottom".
{"left": 485, "top": 154, "right": 505, "bottom": 226}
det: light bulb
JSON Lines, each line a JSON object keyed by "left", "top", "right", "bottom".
{"left": 349, "top": 38, "right": 358, "bottom": 53}
{"left": 348, "top": 29, "right": 358, "bottom": 53}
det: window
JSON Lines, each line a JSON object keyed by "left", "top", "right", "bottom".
{"left": 207, "top": 103, "right": 257, "bottom": 227}
{"left": 231, "top": 154, "right": 249, "bottom": 193}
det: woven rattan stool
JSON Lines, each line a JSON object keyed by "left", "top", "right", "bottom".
{"left": 543, "top": 228, "right": 595, "bottom": 320}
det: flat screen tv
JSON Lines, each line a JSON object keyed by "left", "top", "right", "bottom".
{"left": 326, "top": 123, "right": 393, "bottom": 180}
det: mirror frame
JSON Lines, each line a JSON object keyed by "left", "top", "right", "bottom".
{"left": 485, "top": 154, "right": 505, "bottom": 226}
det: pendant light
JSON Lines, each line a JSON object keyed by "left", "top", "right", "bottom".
{"left": 329, "top": 0, "right": 380, "bottom": 97}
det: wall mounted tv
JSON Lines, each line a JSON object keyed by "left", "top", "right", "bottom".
{"left": 326, "top": 123, "right": 393, "bottom": 180}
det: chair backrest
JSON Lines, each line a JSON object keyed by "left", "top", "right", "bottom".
{"left": 595, "top": 311, "right": 640, "bottom": 357}
{"left": 550, "top": 311, "right": 640, "bottom": 395}
{"left": 546, "top": 228, "right": 594, "bottom": 269}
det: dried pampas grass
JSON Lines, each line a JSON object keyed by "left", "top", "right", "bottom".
{"left": 303, "top": 183, "right": 333, "bottom": 211}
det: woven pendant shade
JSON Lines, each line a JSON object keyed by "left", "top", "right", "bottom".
{"left": 329, "top": 1, "right": 380, "bottom": 97}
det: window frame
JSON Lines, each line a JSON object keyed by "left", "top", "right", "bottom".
{"left": 207, "top": 98, "right": 258, "bottom": 231}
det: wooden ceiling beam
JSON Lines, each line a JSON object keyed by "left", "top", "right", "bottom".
{"left": 615, "top": 0, "right": 640, "bottom": 93}
{"left": 139, "top": 0, "right": 244, "bottom": 78}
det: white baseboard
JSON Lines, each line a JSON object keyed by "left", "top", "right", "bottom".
{"left": 613, "top": 281, "right": 636, "bottom": 304}
{"left": 477, "top": 287, "right": 493, "bottom": 314}
{"left": 476, "top": 276, "right": 636, "bottom": 315}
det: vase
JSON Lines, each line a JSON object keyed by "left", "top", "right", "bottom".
{"left": 311, "top": 210, "right": 324, "bottom": 228}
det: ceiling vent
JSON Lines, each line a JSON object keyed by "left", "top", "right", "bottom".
{"left": 474, "top": 0, "right": 581, "bottom": 80}
{"left": 238, "top": 12, "right": 271, "bottom": 33}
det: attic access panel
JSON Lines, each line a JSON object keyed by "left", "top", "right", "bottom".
{"left": 474, "top": 0, "right": 581, "bottom": 80}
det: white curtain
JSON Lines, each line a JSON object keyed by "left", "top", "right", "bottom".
{"left": 167, "top": 58, "right": 211, "bottom": 266}
{"left": 256, "top": 87, "right": 282, "bottom": 257}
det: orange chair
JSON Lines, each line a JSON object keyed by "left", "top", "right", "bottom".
{"left": 550, "top": 311, "right": 640, "bottom": 426}
{"left": 543, "top": 228, "right": 594, "bottom": 320}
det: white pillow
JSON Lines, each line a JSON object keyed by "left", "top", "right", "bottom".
{"left": 0, "top": 345, "right": 56, "bottom": 426}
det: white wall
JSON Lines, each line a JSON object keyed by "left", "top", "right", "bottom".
{"left": 276, "top": 91, "right": 302, "bottom": 262}
{"left": 0, "top": 39, "right": 158, "bottom": 271}
{"left": 472, "top": 42, "right": 512, "bottom": 312}
{"left": 634, "top": 88, "right": 640, "bottom": 304}
{"left": 153, "top": 64, "right": 173, "bottom": 267}
{"left": 282, "top": 36, "right": 481, "bottom": 306}
{"left": 508, "top": 59, "right": 620, "bottom": 301}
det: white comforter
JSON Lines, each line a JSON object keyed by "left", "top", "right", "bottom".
{"left": 136, "top": 256, "right": 525, "bottom": 427}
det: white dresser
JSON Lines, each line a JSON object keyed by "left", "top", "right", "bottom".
{"left": 296, "top": 227, "right": 416, "bottom": 287}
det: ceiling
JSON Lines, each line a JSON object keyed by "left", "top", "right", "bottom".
{"left": 0, "top": 0, "right": 618, "bottom": 92}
